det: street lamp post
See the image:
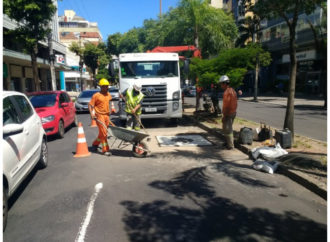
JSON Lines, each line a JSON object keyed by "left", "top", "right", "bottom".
{"left": 48, "top": 33, "right": 57, "bottom": 91}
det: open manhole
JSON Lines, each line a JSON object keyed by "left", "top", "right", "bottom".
{"left": 156, "top": 135, "right": 212, "bottom": 147}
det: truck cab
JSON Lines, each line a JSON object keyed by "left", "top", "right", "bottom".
{"left": 118, "top": 52, "right": 182, "bottom": 121}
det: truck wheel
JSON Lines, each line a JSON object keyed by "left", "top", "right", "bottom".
{"left": 132, "top": 141, "right": 148, "bottom": 158}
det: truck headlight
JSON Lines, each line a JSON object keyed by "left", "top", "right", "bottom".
{"left": 42, "top": 115, "right": 55, "bottom": 124}
{"left": 173, "top": 101, "right": 179, "bottom": 111}
{"left": 172, "top": 91, "right": 180, "bottom": 100}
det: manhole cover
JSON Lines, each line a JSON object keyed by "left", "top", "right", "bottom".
{"left": 156, "top": 135, "right": 212, "bottom": 147}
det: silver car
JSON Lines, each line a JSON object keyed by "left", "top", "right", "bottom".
{"left": 3, "top": 91, "right": 48, "bottom": 231}
{"left": 75, "top": 89, "right": 99, "bottom": 113}
{"left": 75, "top": 87, "right": 119, "bottom": 112}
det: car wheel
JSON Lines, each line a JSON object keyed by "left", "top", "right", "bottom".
{"left": 3, "top": 188, "right": 8, "bottom": 232}
{"left": 38, "top": 138, "right": 48, "bottom": 169}
{"left": 57, "top": 120, "right": 65, "bottom": 139}
{"left": 72, "top": 115, "right": 78, "bottom": 127}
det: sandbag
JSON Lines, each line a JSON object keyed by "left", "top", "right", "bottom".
{"left": 252, "top": 159, "right": 279, "bottom": 174}
{"left": 251, "top": 143, "right": 288, "bottom": 161}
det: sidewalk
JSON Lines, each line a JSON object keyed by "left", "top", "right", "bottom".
{"left": 183, "top": 100, "right": 327, "bottom": 200}
{"left": 240, "top": 95, "right": 325, "bottom": 107}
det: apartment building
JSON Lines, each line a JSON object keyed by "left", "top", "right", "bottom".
{"left": 3, "top": 0, "right": 68, "bottom": 93}
{"left": 58, "top": 10, "right": 103, "bottom": 91}
{"left": 209, "top": 1, "right": 326, "bottom": 96}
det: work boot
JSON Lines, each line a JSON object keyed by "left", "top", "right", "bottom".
{"left": 103, "top": 151, "right": 112, "bottom": 156}
{"left": 90, "top": 145, "right": 99, "bottom": 152}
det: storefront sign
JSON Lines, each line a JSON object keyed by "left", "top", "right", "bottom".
{"left": 56, "top": 55, "right": 65, "bottom": 64}
{"left": 282, "top": 50, "right": 316, "bottom": 63}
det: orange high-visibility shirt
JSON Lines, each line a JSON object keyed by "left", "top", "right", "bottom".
{"left": 222, "top": 87, "right": 237, "bottom": 116}
{"left": 89, "top": 92, "right": 112, "bottom": 115}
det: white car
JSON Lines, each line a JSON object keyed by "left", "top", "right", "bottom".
{"left": 3, "top": 91, "right": 48, "bottom": 231}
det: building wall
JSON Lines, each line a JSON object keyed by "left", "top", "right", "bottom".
{"left": 3, "top": 0, "right": 68, "bottom": 93}
{"left": 58, "top": 10, "right": 102, "bottom": 91}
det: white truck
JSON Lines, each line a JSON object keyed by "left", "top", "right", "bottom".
{"left": 117, "top": 52, "right": 182, "bottom": 122}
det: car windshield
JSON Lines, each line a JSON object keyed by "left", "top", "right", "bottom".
{"left": 79, "top": 90, "right": 99, "bottom": 98}
{"left": 109, "top": 87, "right": 118, "bottom": 92}
{"left": 120, "top": 61, "right": 178, "bottom": 78}
{"left": 29, "top": 94, "right": 57, "bottom": 108}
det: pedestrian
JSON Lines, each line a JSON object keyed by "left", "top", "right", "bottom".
{"left": 88, "top": 78, "right": 112, "bottom": 156}
{"left": 210, "top": 82, "right": 221, "bottom": 117}
{"left": 219, "top": 75, "right": 237, "bottom": 150}
{"left": 120, "top": 83, "right": 145, "bottom": 131}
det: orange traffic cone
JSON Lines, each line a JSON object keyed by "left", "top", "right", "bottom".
{"left": 90, "top": 118, "right": 97, "bottom": 127}
{"left": 74, "top": 122, "right": 91, "bottom": 158}
{"left": 111, "top": 101, "right": 116, "bottom": 114}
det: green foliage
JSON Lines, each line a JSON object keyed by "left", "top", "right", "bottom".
{"left": 105, "top": 0, "right": 238, "bottom": 57}
{"left": 69, "top": 42, "right": 84, "bottom": 57}
{"left": 84, "top": 43, "right": 108, "bottom": 76}
{"left": 226, "top": 68, "right": 247, "bottom": 88}
{"left": 96, "top": 69, "right": 110, "bottom": 81}
{"left": 3, "top": 0, "right": 56, "bottom": 52}
{"left": 107, "top": 32, "right": 122, "bottom": 56}
{"left": 252, "top": 0, "right": 323, "bottom": 20}
{"left": 190, "top": 44, "right": 271, "bottom": 88}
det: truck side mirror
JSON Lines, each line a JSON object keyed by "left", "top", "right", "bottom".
{"left": 108, "top": 61, "right": 115, "bottom": 77}
{"left": 184, "top": 59, "right": 190, "bottom": 74}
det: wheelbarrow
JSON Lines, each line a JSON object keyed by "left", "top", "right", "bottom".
{"left": 108, "top": 126, "right": 151, "bottom": 158}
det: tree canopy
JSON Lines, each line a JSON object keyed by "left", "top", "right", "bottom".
{"left": 106, "top": 0, "right": 238, "bottom": 58}
{"left": 190, "top": 44, "right": 271, "bottom": 88}
{"left": 4, "top": 0, "right": 56, "bottom": 91}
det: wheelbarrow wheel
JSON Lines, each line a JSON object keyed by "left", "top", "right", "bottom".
{"left": 132, "top": 141, "right": 148, "bottom": 158}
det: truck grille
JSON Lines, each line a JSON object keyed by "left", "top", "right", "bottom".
{"left": 141, "top": 84, "right": 167, "bottom": 114}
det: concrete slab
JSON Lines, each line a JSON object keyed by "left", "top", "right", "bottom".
{"left": 156, "top": 135, "right": 213, "bottom": 147}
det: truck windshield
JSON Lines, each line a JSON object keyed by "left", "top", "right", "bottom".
{"left": 120, "top": 61, "right": 178, "bottom": 78}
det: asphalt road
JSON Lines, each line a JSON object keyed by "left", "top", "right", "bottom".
{"left": 185, "top": 97, "right": 327, "bottom": 141}
{"left": 4, "top": 113, "right": 327, "bottom": 242}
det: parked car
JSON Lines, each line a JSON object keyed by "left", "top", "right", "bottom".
{"left": 28, "top": 91, "right": 78, "bottom": 138}
{"left": 75, "top": 88, "right": 118, "bottom": 112}
{"left": 184, "top": 86, "right": 196, "bottom": 97}
{"left": 109, "top": 86, "right": 119, "bottom": 100}
{"left": 75, "top": 89, "right": 99, "bottom": 113}
{"left": 3, "top": 91, "right": 48, "bottom": 231}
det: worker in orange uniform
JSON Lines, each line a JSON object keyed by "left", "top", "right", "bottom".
{"left": 88, "top": 78, "right": 112, "bottom": 156}
{"left": 219, "top": 75, "right": 237, "bottom": 150}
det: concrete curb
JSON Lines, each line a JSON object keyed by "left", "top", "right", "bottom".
{"left": 184, "top": 114, "right": 327, "bottom": 200}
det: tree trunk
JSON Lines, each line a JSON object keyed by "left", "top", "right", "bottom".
{"left": 80, "top": 59, "right": 83, "bottom": 91}
{"left": 194, "top": 25, "right": 201, "bottom": 112}
{"left": 283, "top": 32, "right": 297, "bottom": 140}
{"left": 253, "top": 57, "right": 259, "bottom": 101}
{"left": 31, "top": 44, "right": 40, "bottom": 91}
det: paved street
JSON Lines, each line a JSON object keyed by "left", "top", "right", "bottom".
{"left": 185, "top": 96, "right": 327, "bottom": 141}
{"left": 4, "top": 113, "right": 326, "bottom": 242}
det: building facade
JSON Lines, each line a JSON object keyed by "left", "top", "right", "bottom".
{"left": 3, "top": 0, "right": 69, "bottom": 93}
{"left": 231, "top": 1, "right": 326, "bottom": 96}
{"left": 58, "top": 10, "right": 103, "bottom": 92}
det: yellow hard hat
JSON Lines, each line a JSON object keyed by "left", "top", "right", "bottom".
{"left": 98, "top": 78, "right": 110, "bottom": 86}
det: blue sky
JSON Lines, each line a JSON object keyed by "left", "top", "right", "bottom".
{"left": 57, "top": 0, "right": 180, "bottom": 39}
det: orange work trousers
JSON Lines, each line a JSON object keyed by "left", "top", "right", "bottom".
{"left": 92, "top": 114, "right": 110, "bottom": 153}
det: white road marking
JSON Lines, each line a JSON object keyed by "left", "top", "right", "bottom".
{"left": 75, "top": 183, "right": 103, "bottom": 242}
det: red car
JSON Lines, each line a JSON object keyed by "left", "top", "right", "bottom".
{"left": 28, "top": 91, "right": 78, "bottom": 138}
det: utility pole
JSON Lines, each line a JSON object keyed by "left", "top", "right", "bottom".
{"left": 160, "top": 0, "right": 162, "bottom": 17}
{"left": 48, "top": 32, "right": 57, "bottom": 91}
